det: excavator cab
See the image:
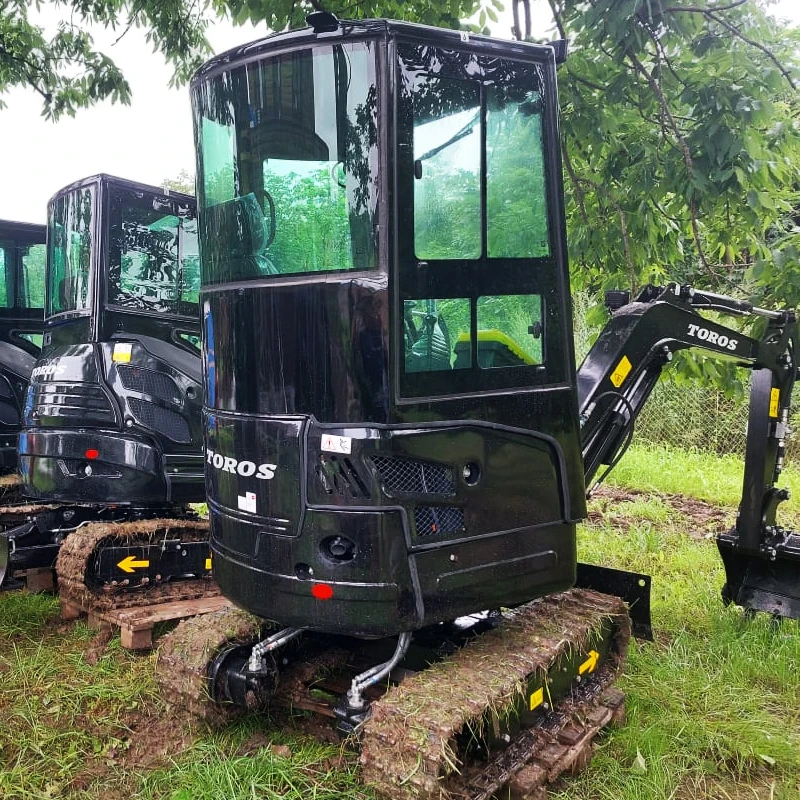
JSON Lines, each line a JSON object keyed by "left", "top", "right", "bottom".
{"left": 19, "top": 175, "right": 204, "bottom": 506}
{"left": 0, "top": 220, "right": 45, "bottom": 471}
{"left": 194, "top": 18, "right": 590, "bottom": 637}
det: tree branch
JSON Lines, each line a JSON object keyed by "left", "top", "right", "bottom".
{"left": 708, "top": 10, "right": 796, "bottom": 90}
{"left": 622, "top": 45, "right": 710, "bottom": 270}
{"left": 664, "top": 0, "right": 746, "bottom": 12}
{"left": 573, "top": 171, "right": 637, "bottom": 287}
{"left": 0, "top": 37, "right": 53, "bottom": 103}
{"left": 560, "top": 136, "right": 590, "bottom": 230}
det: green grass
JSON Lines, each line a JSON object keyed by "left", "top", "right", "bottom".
{"left": 555, "top": 443, "right": 800, "bottom": 800}
{"left": 606, "top": 441, "right": 800, "bottom": 513}
{"left": 134, "top": 721, "right": 371, "bottom": 800}
{"left": 0, "top": 442, "right": 797, "bottom": 799}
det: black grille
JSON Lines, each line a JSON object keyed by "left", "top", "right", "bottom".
{"left": 371, "top": 455, "right": 455, "bottom": 496}
{"left": 117, "top": 365, "right": 182, "bottom": 405}
{"left": 128, "top": 398, "right": 191, "bottom": 443}
{"left": 29, "top": 383, "right": 115, "bottom": 427}
{"left": 316, "top": 455, "right": 369, "bottom": 499}
{"left": 414, "top": 506, "right": 464, "bottom": 537}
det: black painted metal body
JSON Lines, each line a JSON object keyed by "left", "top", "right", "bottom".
{"left": 0, "top": 219, "right": 45, "bottom": 470}
{"left": 19, "top": 175, "right": 204, "bottom": 505}
{"left": 194, "top": 20, "right": 593, "bottom": 638}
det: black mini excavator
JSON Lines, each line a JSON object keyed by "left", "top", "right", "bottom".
{"left": 0, "top": 175, "right": 213, "bottom": 607}
{"left": 0, "top": 219, "right": 46, "bottom": 476}
{"left": 156, "top": 14, "right": 799, "bottom": 800}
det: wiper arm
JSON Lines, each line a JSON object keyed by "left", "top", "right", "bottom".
{"left": 416, "top": 112, "right": 479, "bottom": 162}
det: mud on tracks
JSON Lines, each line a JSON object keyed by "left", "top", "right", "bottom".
{"left": 56, "top": 517, "right": 217, "bottom": 613}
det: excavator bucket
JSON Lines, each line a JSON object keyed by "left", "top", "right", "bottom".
{"left": 717, "top": 545, "right": 800, "bottom": 619}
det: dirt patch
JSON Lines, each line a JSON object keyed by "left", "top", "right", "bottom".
{"left": 286, "top": 712, "right": 344, "bottom": 746}
{"left": 121, "top": 708, "right": 198, "bottom": 768}
{"left": 66, "top": 705, "right": 199, "bottom": 795}
{"left": 587, "top": 484, "right": 735, "bottom": 539}
{"left": 84, "top": 626, "right": 116, "bottom": 665}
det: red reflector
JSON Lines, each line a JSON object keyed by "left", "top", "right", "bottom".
{"left": 85, "top": 449, "right": 99, "bottom": 460}
{"left": 311, "top": 583, "right": 334, "bottom": 600}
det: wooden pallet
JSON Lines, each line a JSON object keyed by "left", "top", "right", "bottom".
{"left": 0, "top": 568, "right": 56, "bottom": 593}
{"left": 22, "top": 568, "right": 56, "bottom": 592}
{"left": 60, "top": 594, "right": 231, "bottom": 650}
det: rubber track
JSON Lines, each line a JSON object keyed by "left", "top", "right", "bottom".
{"left": 360, "top": 588, "right": 630, "bottom": 800}
{"left": 0, "top": 503, "right": 57, "bottom": 528}
{"left": 156, "top": 605, "right": 263, "bottom": 725}
{"left": 153, "top": 588, "right": 629, "bottom": 800}
{"left": 0, "top": 474, "right": 54, "bottom": 522}
{"left": 56, "top": 518, "right": 218, "bottom": 612}
{"left": 0, "top": 474, "right": 21, "bottom": 505}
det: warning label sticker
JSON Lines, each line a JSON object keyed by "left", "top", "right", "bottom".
{"left": 610, "top": 355, "right": 633, "bottom": 388}
{"left": 237, "top": 491, "right": 257, "bottom": 513}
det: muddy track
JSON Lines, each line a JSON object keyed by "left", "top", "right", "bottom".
{"left": 56, "top": 518, "right": 218, "bottom": 612}
{"left": 156, "top": 605, "right": 264, "bottom": 724}
{"left": 155, "top": 588, "right": 630, "bottom": 800}
{"left": 361, "top": 589, "right": 629, "bottom": 800}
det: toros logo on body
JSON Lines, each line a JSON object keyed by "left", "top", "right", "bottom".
{"left": 686, "top": 324, "right": 738, "bottom": 351}
{"left": 205, "top": 447, "right": 276, "bottom": 479}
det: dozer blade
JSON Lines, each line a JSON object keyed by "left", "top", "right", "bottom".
{"left": 718, "top": 532, "right": 800, "bottom": 619}
{"left": 361, "top": 589, "right": 630, "bottom": 800}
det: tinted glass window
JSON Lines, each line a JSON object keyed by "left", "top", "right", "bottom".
{"left": 108, "top": 200, "right": 199, "bottom": 317}
{"left": 18, "top": 332, "right": 43, "bottom": 348}
{"left": 398, "top": 44, "right": 562, "bottom": 398}
{"left": 19, "top": 243, "right": 46, "bottom": 309}
{"left": 47, "top": 187, "right": 93, "bottom": 316}
{"left": 486, "top": 87, "right": 549, "bottom": 258}
{"left": 404, "top": 298, "right": 471, "bottom": 372}
{"left": 413, "top": 79, "right": 481, "bottom": 259}
{"left": 0, "top": 234, "right": 45, "bottom": 310}
{"left": 0, "top": 244, "right": 10, "bottom": 308}
{"left": 401, "top": 44, "right": 551, "bottom": 262}
{"left": 403, "top": 295, "right": 543, "bottom": 373}
{"left": 476, "top": 294, "right": 543, "bottom": 366}
{"left": 195, "top": 42, "right": 379, "bottom": 283}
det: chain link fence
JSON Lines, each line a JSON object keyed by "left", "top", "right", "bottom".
{"left": 634, "top": 379, "right": 800, "bottom": 463}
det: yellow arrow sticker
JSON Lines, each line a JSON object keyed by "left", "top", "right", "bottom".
{"left": 610, "top": 356, "right": 632, "bottom": 388}
{"left": 529, "top": 687, "right": 544, "bottom": 711}
{"left": 579, "top": 649, "right": 600, "bottom": 675}
{"left": 205, "top": 557, "right": 212, "bottom": 570}
{"left": 117, "top": 555, "right": 150, "bottom": 573}
{"left": 769, "top": 388, "right": 780, "bottom": 418}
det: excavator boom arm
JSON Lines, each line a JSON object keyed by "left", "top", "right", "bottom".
{"left": 577, "top": 283, "right": 800, "bottom": 619}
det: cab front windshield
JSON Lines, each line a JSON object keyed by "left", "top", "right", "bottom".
{"left": 194, "top": 42, "right": 379, "bottom": 284}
